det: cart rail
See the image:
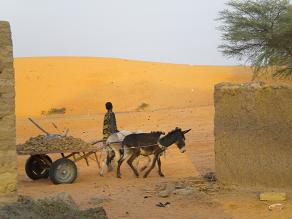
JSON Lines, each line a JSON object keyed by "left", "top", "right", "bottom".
{"left": 17, "top": 139, "right": 105, "bottom": 155}
{"left": 17, "top": 145, "right": 104, "bottom": 155}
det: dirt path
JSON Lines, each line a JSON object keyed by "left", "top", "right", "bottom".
{"left": 16, "top": 106, "right": 292, "bottom": 219}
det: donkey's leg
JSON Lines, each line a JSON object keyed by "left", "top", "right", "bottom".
{"left": 117, "top": 148, "right": 127, "bottom": 178}
{"left": 134, "top": 156, "right": 140, "bottom": 169}
{"left": 143, "top": 154, "right": 158, "bottom": 178}
{"left": 99, "top": 149, "right": 110, "bottom": 176}
{"left": 106, "top": 150, "right": 115, "bottom": 172}
{"left": 157, "top": 155, "right": 165, "bottom": 177}
{"left": 112, "top": 148, "right": 121, "bottom": 169}
{"left": 140, "top": 155, "right": 151, "bottom": 172}
{"left": 99, "top": 158, "right": 107, "bottom": 176}
{"left": 127, "top": 152, "right": 140, "bottom": 177}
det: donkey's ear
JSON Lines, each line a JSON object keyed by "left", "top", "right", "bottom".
{"left": 182, "top": 129, "right": 191, "bottom": 134}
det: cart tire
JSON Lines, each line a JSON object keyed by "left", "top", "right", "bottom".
{"left": 25, "top": 155, "right": 52, "bottom": 180}
{"left": 44, "top": 155, "right": 53, "bottom": 164}
{"left": 41, "top": 155, "right": 53, "bottom": 178}
{"left": 49, "top": 158, "right": 77, "bottom": 184}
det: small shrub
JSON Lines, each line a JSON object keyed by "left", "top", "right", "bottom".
{"left": 136, "top": 103, "right": 149, "bottom": 111}
{"left": 41, "top": 107, "right": 66, "bottom": 115}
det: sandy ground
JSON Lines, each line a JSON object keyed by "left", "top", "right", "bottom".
{"left": 15, "top": 57, "right": 292, "bottom": 218}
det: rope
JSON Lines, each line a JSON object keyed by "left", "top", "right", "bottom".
{"left": 125, "top": 143, "right": 167, "bottom": 151}
{"left": 105, "top": 135, "right": 168, "bottom": 151}
{"left": 106, "top": 141, "right": 162, "bottom": 149}
{"left": 106, "top": 133, "right": 167, "bottom": 149}
{"left": 130, "top": 143, "right": 159, "bottom": 149}
{"left": 106, "top": 142, "right": 167, "bottom": 150}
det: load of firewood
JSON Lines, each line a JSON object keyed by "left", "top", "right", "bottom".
{"left": 17, "top": 118, "right": 99, "bottom": 153}
{"left": 18, "top": 135, "right": 92, "bottom": 153}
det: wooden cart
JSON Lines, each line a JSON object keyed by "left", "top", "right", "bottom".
{"left": 17, "top": 142, "right": 104, "bottom": 185}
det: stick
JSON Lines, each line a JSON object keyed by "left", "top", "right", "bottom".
{"left": 94, "top": 152, "right": 101, "bottom": 169}
{"left": 64, "top": 128, "right": 69, "bottom": 137}
{"left": 91, "top": 140, "right": 104, "bottom": 145}
{"left": 52, "top": 122, "right": 62, "bottom": 134}
{"left": 83, "top": 152, "right": 90, "bottom": 166}
{"left": 28, "top": 118, "right": 50, "bottom": 135}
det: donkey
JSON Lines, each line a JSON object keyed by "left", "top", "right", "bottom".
{"left": 117, "top": 128, "right": 191, "bottom": 178}
{"left": 99, "top": 131, "right": 161, "bottom": 176}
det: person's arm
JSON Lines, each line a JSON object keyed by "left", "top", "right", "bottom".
{"left": 109, "top": 112, "right": 118, "bottom": 133}
{"left": 103, "top": 113, "right": 110, "bottom": 139}
{"left": 112, "top": 113, "right": 118, "bottom": 132}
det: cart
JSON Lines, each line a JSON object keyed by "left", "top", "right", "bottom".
{"left": 17, "top": 118, "right": 105, "bottom": 184}
{"left": 17, "top": 142, "right": 105, "bottom": 184}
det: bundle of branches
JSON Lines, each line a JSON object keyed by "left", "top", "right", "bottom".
{"left": 18, "top": 135, "right": 92, "bottom": 152}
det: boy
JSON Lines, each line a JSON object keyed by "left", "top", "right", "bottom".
{"left": 102, "top": 102, "right": 118, "bottom": 141}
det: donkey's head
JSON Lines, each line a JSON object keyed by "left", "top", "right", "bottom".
{"left": 169, "top": 127, "right": 191, "bottom": 153}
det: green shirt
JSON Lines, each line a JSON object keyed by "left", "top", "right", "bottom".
{"left": 103, "top": 111, "right": 118, "bottom": 139}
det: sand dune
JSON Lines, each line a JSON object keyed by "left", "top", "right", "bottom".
{"left": 15, "top": 57, "right": 251, "bottom": 116}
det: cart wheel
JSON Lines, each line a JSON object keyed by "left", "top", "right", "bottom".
{"left": 49, "top": 158, "right": 77, "bottom": 184}
{"left": 25, "top": 155, "right": 52, "bottom": 180}
{"left": 44, "top": 155, "right": 53, "bottom": 164}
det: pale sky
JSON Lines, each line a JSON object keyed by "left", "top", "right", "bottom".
{"left": 0, "top": 0, "right": 237, "bottom": 65}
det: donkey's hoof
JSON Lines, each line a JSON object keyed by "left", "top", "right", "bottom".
{"left": 117, "top": 174, "right": 121, "bottom": 178}
{"left": 99, "top": 173, "right": 104, "bottom": 177}
{"left": 159, "top": 173, "right": 165, "bottom": 177}
{"left": 143, "top": 174, "right": 148, "bottom": 178}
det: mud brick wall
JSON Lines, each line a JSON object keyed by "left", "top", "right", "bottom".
{"left": 0, "top": 21, "right": 17, "bottom": 200}
{"left": 214, "top": 82, "right": 292, "bottom": 188}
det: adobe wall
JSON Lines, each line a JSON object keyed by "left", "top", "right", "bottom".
{"left": 0, "top": 21, "right": 17, "bottom": 201}
{"left": 214, "top": 82, "right": 292, "bottom": 188}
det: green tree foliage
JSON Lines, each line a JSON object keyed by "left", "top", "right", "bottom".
{"left": 218, "top": 0, "right": 292, "bottom": 79}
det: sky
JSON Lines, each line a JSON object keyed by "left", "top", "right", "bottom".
{"left": 0, "top": 0, "right": 237, "bottom": 65}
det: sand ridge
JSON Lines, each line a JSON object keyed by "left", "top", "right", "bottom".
{"left": 15, "top": 57, "right": 251, "bottom": 117}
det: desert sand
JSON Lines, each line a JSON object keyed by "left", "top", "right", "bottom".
{"left": 15, "top": 57, "right": 251, "bottom": 117}
{"left": 15, "top": 57, "right": 292, "bottom": 219}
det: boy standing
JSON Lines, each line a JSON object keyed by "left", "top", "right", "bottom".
{"left": 103, "top": 102, "right": 118, "bottom": 141}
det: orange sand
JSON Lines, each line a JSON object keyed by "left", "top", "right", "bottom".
{"left": 15, "top": 57, "right": 251, "bottom": 117}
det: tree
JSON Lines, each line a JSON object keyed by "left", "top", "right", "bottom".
{"left": 218, "top": 0, "right": 292, "bottom": 79}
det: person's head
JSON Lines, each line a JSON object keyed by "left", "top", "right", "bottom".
{"left": 105, "top": 102, "right": 113, "bottom": 111}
